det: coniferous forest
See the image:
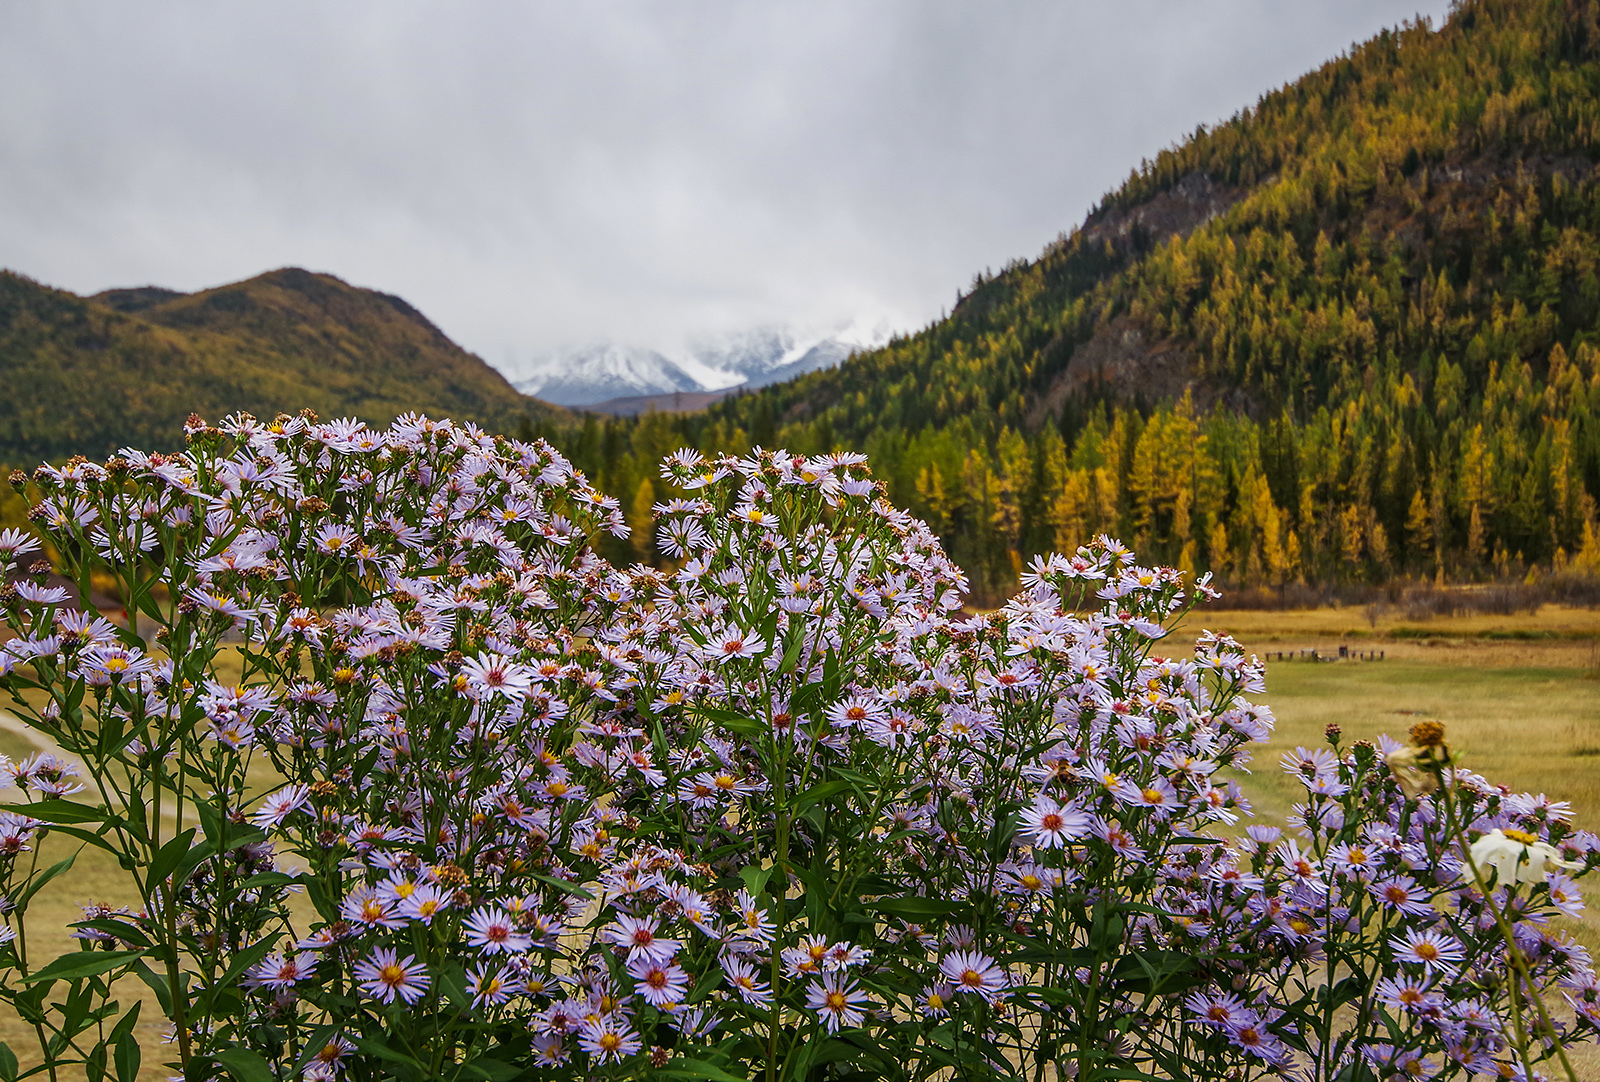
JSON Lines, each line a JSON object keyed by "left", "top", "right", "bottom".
{"left": 547, "top": 0, "right": 1600, "bottom": 599}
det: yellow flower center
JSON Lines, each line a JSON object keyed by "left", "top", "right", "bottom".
{"left": 1503, "top": 828, "right": 1538, "bottom": 845}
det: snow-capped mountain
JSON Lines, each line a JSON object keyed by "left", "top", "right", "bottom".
{"left": 512, "top": 323, "right": 888, "bottom": 409}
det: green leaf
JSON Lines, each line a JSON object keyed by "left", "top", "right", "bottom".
{"left": 303, "top": 879, "right": 340, "bottom": 923}
{"left": 854, "top": 874, "right": 902, "bottom": 895}
{"left": 16, "top": 853, "right": 76, "bottom": 909}
{"left": 113, "top": 1033, "right": 140, "bottom": 1082}
{"left": 777, "top": 630, "right": 804, "bottom": 675}
{"left": 792, "top": 779, "right": 854, "bottom": 818}
{"left": 238, "top": 871, "right": 300, "bottom": 891}
{"left": 437, "top": 962, "right": 470, "bottom": 1010}
{"left": 352, "top": 1037, "right": 425, "bottom": 1075}
{"left": 738, "top": 864, "right": 771, "bottom": 898}
{"left": 133, "top": 960, "right": 174, "bottom": 1015}
{"left": 693, "top": 706, "right": 764, "bottom": 739}
{"left": 37, "top": 824, "right": 121, "bottom": 856}
{"left": 687, "top": 961, "right": 723, "bottom": 1004}
{"left": 214, "top": 1047, "right": 275, "bottom": 1082}
{"left": 531, "top": 872, "right": 594, "bottom": 900}
{"left": 83, "top": 1043, "right": 106, "bottom": 1082}
{"left": 867, "top": 895, "right": 964, "bottom": 921}
{"left": 460, "top": 1059, "right": 521, "bottom": 1082}
{"left": 194, "top": 800, "right": 224, "bottom": 847}
{"left": 169, "top": 839, "right": 222, "bottom": 895}
{"left": 0, "top": 1043, "right": 17, "bottom": 1082}
{"left": 216, "top": 939, "right": 277, "bottom": 992}
{"left": 22, "top": 948, "right": 145, "bottom": 984}
{"left": 1, "top": 799, "right": 107, "bottom": 825}
{"left": 108, "top": 1001, "right": 141, "bottom": 1045}
{"left": 69, "top": 918, "right": 152, "bottom": 949}
{"left": 147, "top": 828, "right": 199, "bottom": 888}
{"left": 659, "top": 1058, "right": 752, "bottom": 1082}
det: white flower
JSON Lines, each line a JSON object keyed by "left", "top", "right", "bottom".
{"left": 1467, "top": 828, "right": 1576, "bottom": 887}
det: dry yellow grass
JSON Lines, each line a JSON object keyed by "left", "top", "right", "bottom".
{"left": 1173, "top": 600, "right": 1600, "bottom": 645}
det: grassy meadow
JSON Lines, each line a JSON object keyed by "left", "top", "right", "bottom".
{"left": 0, "top": 608, "right": 1598, "bottom": 1077}
{"left": 1170, "top": 603, "right": 1600, "bottom": 828}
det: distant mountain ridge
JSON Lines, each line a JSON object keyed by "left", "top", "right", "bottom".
{"left": 0, "top": 267, "right": 565, "bottom": 460}
{"left": 514, "top": 326, "right": 877, "bottom": 408}
{"left": 556, "top": 0, "right": 1600, "bottom": 600}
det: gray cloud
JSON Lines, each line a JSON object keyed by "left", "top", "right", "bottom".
{"left": 0, "top": 1, "right": 1452, "bottom": 376}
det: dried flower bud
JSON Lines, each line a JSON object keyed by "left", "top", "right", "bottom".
{"left": 1409, "top": 720, "right": 1446, "bottom": 749}
{"left": 432, "top": 863, "right": 468, "bottom": 888}
{"left": 1324, "top": 723, "right": 1342, "bottom": 746}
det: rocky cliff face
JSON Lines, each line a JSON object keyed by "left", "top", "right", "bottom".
{"left": 1073, "top": 170, "right": 1247, "bottom": 258}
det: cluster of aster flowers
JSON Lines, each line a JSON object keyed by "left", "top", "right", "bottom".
{"left": 1180, "top": 730, "right": 1600, "bottom": 1081}
{"left": 0, "top": 416, "right": 1594, "bottom": 1082}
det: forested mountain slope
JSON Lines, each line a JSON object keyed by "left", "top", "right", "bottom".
{"left": 562, "top": 0, "right": 1600, "bottom": 596}
{"left": 0, "top": 268, "right": 564, "bottom": 459}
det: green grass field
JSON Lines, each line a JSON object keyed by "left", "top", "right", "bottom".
{"left": 2, "top": 609, "right": 1599, "bottom": 1078}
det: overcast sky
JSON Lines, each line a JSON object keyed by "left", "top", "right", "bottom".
{"left": 0, "top": 1, "right": 1452, "bottom": 377}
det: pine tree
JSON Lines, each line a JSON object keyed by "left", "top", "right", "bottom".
{"left": 629, "top": 478, "right": 656, "bottom": 563}
{"left": 1404, "top": 489, "right": 1433, "bottom": 574}
{"left": 915, "top": 465, "right": 952, "bottom": 537}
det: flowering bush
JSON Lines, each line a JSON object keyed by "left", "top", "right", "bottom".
{"left": 0, "top": 412, "right": 1595, "bottom": 1082}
